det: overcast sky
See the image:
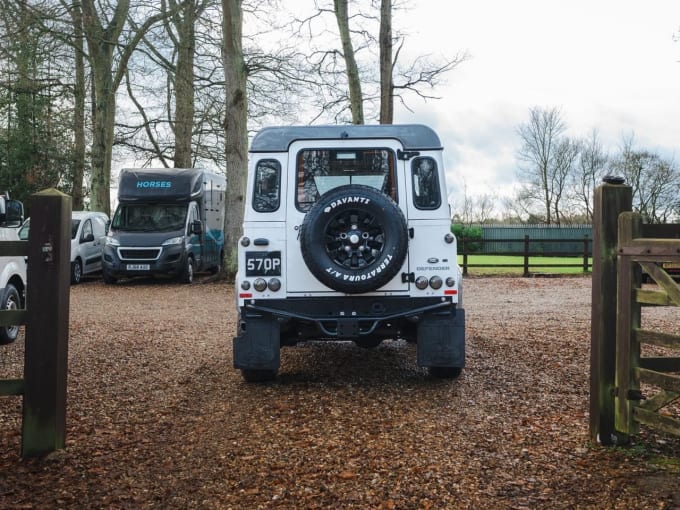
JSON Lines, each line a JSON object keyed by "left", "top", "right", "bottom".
{"left": 393, "top": 0, "right": 680, "bottom": 205}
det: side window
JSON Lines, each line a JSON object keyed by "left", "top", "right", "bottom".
{"left": 411, "top": 157, "right": 441, "bottom": 210}
{"left": 92, "top": 217, "right": 106, "bottom": 237}
{"left": 253, "top": 159, "right": 281, "bottom": 212}
{"left": 81, "top": 219, "right": 93, "bottom": 242}
{"left": 188, "top": 204, "right": 199, "bottom": 234}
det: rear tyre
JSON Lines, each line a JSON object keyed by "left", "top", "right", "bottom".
{"left": 71, "top": 259, "right": 83, "bottom": 284}
{"left": 428, "top": 366, "right": 462, "bottom": 379}
{"left": 0, "top": 284, "right": 21, "bottom": 344}
{"left": 241, "top": 369, "right": 277, "bottom": 382}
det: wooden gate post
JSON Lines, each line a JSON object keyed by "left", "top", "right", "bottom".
{"left": 21, "top": 189, "right": 71, "bottom": 457}
{"left": 614, "top": 212, "right": 642, "bottom": 437}
{"left": 589, "top": 177, "right": 631, "bottom": 445}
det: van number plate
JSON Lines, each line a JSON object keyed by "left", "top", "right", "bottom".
{"left": 127, "top": 264, "right": 150, "bottom": 271}
{"left": 245, "top": 251, "right": 281, "bottom": 276}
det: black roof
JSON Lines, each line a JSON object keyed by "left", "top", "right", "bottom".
{"left": 118, "top": 168, "right": 205, "bottom": 202}
{"left": 250, "top": 124, "right": 442, "bottom": 152}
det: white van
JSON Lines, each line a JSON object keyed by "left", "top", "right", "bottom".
{"left": 19, "top": 211, "right": 109, "bottom": 284}
{"left": 0, "top": 194, "right": 26, "bottom": 344}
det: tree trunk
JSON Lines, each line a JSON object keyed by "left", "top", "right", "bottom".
{"left": 82, "top": 0, "right": 171, "bottom": 214}
{"left": 70, "top": 2, "right": 86, "bottom": 210}
{"left": 88, "top": 59, "right": 117, "bottom": 215}
{"left": 173, "top": 1, "right": 196, "bottom": 168}
{"left": 334, "top": 0, "right": 363, "bottom": 124}
{"left": 221, "top": 0, "right": 248, "bottom": 280}
{"left": 378, "top": 0, "right": 393, "bottom": 124}
{"left": 81, "top": 0, "right": 129, "bottom": 215}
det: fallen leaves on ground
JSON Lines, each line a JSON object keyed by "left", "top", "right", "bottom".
{"left": 1, "top": 276, "right": 679, "bottom": 509}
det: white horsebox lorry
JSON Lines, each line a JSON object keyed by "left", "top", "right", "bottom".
{"left": 233, "top": 124, "right": 465, "bottom": 381}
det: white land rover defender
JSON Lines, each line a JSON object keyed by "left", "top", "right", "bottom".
{"left": 234, "top": 124, "right": 465, "bottom": 382}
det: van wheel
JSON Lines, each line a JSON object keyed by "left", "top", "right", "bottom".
{"left": 181, "top": 256, "right": 194, "bottom": 284}
{"left": 71, "top": 259, "right": 83, "bottom": 284}
{"left": 241, "top": 369, "right": 277, "bottom": 382}
{"left": 300, "top": 185, "right": 408, "bottom": 294}
{"left": 0, "top": 284, "right": 21, "bottom": 344}
{"left": 102, "top": 269, "right": 117, "bottom": 284}
{"left": 210, "top": 251, "right": 224, "bottom": 275}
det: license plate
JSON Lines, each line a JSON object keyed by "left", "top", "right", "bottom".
{"left": 126, "top": 264, "right": 150, "bottom": 271}
{"left": 245, "top": 251, "right": 281, "bottom": 276}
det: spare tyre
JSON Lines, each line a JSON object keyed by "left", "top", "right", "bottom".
{"left": 300, "top": 184, "right": 408, "bottom": 294}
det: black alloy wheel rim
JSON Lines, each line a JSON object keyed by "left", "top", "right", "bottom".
{"left": 324, "top": 209, "right": 385, "bottom": 270}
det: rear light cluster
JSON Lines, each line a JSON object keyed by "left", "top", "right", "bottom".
{"left": 415, "top": 275, "right": 457, "bottom": 291}
{"left": 241, "top": 278, "right": 281, "bottom": 293}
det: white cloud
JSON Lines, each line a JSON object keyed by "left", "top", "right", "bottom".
{"left": 394, "top": 0, "right": 680, "bottom": 203}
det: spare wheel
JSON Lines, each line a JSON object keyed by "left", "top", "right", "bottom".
{"left": 300, "top": 184, "right": 408, "bottom": 294}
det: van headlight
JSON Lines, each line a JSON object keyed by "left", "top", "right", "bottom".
{"left": 105, "top": 236, "right": 119, "bottom": 246}
{"left": 162, "top": 236, "right": 184, "bottom": 246}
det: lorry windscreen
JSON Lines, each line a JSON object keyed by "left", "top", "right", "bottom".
{"left": 112, "top": 204, "right": 187, "bottom": 232}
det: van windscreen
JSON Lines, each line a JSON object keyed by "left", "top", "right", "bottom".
{"left": 112, "top": 204, "right": 188, "bottom": 232}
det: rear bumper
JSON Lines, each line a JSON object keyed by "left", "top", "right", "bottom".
{"left": 239, "top": 295, "right": 457, "bottom": 339}
{"left": 233, "top": 296, "right": 465, "bottom": 370}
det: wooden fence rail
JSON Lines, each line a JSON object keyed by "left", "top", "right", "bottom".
{"left": 459, "top": 236, "right": 591, "bottom": 276}
{"left": 0, "top": 189, "right": 71, "bottom": 457}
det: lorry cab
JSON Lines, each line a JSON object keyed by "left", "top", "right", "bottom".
{"left": 103, "top": 168, "right": 226, "bottom": 284}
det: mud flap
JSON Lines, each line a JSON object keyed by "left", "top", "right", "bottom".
{"left": 233, "top": 318, "right": 280, "bottom": 371}
{"left": 417, "top": 308, "right": 465, "bottom": 368}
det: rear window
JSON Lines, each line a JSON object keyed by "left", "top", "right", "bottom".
{"left": 296, "top": 148, "right": 397, "bottom": 212}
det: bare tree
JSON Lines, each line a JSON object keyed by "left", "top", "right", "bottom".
{"left": 550, "top": 137, "right": 579, "bottom": 225}
{"left": 81, "top": 0, "right": 172, "bottom": 214}
{"left": 292, "top": 0, "right": 464, "bottom": 124}
{"left": 334, "top": 0, "right": 363, "bottom": 123}
{"left": 515, "top": 106, "right": 567, "bottom": 224}
{"left": 453, "top": 182, "right": 497, "bottom": 225}
{"left": 169, "top": 0, "right": 201, "bottom": 167}
{"left": 222, "top": 0, "right": 248, "bottom": 278}
{"left": 610, "top": 134, "right": 680, "bottom": 223}
{"left": 569, "top": 129, "right": 608, "bottom": 222}
{"left": 69, "top": 1, "right": 87, "bottom": 210}
{"left": 0, "top": 0, "right": 75, "bottom": 206}
{"left": 378, "top": 0, "right": 392, "bottom": 123}
{"left": 122, "top": 0, "right": 213, "bottom": 168}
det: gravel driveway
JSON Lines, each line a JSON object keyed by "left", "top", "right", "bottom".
{"left": 1, "top": 276, "right": 679, "bottom": 509}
